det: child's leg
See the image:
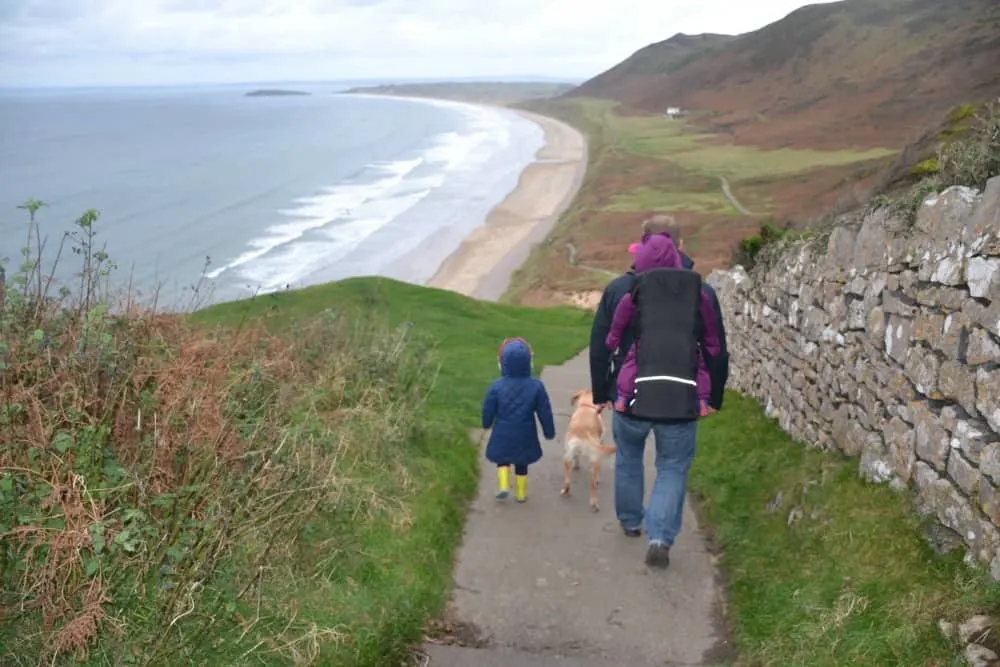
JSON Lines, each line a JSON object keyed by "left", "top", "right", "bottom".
{"left": 514, "top": 464, "right": 528, "bottom": 503}
{"left": 496, "top": 464, "right": 511, "bottom": 499}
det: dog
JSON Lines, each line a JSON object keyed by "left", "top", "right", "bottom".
{"left": 560, "top": 390, "right": 617, "bottom": 512}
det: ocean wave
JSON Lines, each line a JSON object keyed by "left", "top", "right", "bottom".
{"left": 204, "top": 156, "right": 423, "bottom": 280}
{"left": 206, "top": 98, "right": 525, "bottom": 294}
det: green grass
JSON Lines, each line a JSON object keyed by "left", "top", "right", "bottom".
{"left": 668, "top": 144, "right": 898, "bottom": 181}
{"left": 603, "top": 185, "right": 740, "bottom": 214}
{"left": 603, "top": 108, "right": 896, "bottom": 180}
{"left": 694, "top": 393, "right": 1000, "bottom": 667}
{"left": 195, "top": 278, "right": 592, "bottom": 422}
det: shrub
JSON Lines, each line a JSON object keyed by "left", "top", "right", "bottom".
{"left": 909, "top": 157, "right": 939, "bottom": 177}
{"left": 731, "top": 220, "right": 806, "bottom": 271}
{"left": 872, "top": 98, "right": 999, "bottom": 224}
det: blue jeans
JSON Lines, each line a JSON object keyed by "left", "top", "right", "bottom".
{"left": 612, "top": 411, "right": 697, "bottom": 546}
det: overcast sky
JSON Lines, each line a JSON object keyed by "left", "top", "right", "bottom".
{"left": 0, "top": 0, "right": 839, "bottom": 87}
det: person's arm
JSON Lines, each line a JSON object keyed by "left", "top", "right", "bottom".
{"left": 698, "top": 288, "right": 722, "bottom": 359}
{"left": 697, "top": 288, "right": 722, "bottom": 417}
{"left": 606, "top": 293, "right": 636, "bottom": 351}
{"left": 482, "top": 382, "right": 498, "bottom": 429}
{"left": 589, "top": 287, "right": 615, "bottom": 404}
{"left": 535, "top": 382, "right": 556, "bottom": 440}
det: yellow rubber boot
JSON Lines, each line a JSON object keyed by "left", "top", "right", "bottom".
{"left": 515, "top": 475, "right": 528, "bottom": 503}
{"left": 496, "top": 466, "right": 510, "bottom": 499}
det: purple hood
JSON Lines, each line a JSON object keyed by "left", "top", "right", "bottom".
{"left": 633, "top": 234, "right": 683, "bottom": 273}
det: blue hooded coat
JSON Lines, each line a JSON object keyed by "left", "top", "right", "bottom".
{"left": 481, "top": 340, "right": 555, "bottom": 466}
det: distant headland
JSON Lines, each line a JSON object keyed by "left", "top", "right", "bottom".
{"left": 245, "top": 89, "right": 310, "bottom": 97}
{"left": 341, "top": 81, "right": 575, "bottom": 106}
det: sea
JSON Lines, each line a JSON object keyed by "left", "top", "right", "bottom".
{"left": 0, "top": 82, "right": 545, "bottom": 307}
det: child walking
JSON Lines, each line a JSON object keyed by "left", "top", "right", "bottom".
{"left": 481, "top": 337, "right": 556, "bottom": 502}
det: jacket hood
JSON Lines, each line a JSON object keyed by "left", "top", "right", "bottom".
{"left": 633, "top": 234, "right": 683, "bottom": 273}
{"left": 499, "top": 339, "right": 532, "bottom": 378}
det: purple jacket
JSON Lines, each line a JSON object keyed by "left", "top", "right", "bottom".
{"left": 605, "top": 234, "right": 721, "bottom": 406}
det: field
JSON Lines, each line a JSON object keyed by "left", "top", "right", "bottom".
{"left": 505, "top": 97, "right": 896, "bottom": 307}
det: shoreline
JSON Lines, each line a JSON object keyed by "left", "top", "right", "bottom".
{"left": 424, "top": 108, "right": 588, "bottom": 302}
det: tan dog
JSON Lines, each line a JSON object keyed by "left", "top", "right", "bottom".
{"left": 560, "top": 390, "right": 617, "bottom": 512}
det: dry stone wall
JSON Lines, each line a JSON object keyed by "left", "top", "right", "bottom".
{"left": 707, "top": 176, "right": 1000, "bottom": 574}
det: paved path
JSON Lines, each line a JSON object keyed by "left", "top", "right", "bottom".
{"left": 423, "top": 352, "right": 731, "bottom": 666}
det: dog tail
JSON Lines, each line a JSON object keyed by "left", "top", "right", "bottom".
{"left": 595, "top": 443, "right": 617, "bottom": 456}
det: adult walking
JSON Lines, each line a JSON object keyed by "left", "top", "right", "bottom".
{"left": 589, "top": 215, "right": 728, "bottom": 411}
{"left": 604, "top": 232, "right": 722, "bottom": 569}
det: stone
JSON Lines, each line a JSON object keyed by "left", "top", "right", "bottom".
{"left": 931, "top": 252, "right": 965, "bottom": 286}
{"left": 967, "top": 256, "right": 1000, "bottom": 299}
{"left": 980, "top": 478, "right": 1000, "bottom": 525}
{"left": 884, "top": 416, "right": 916, "bottom": 481}
{"left": 875, "top": 364, "right": 917, "bottom": 404}
{"left": 826, "top": 226, "right": 858, "bottom": 268}
{"left": 922, "top": 522, "right": 965, "bottom": 554}
{"left": 947, "top": 451, "right": 979, "bottom": 496}
{"left": 914, "top": 285, "right": 969, "bottom": 311}
{"left": 866, "top": 306, "right": 887, "bottom": 348}
{"left": 939, "top": 360, "right": 979, "bottom": 416}
{"left": 965, "top": 643, "right": 999, "bottom": 667}
{"left": 846, "top": 299, "right": 867, "bottom": 330}
{"left": 914, "top": 403, "right": 950, "bottom": 471}
{"left": 982, "top": 444, "right": 1000, "bottom": 485}
{"left": 845, "top": 276, "right": 867, "bottom": 297}
{"left": 959, "top": 615, "right": 998, "bottom": 644}
{"left": 854, "top": 211, "right": 891, "bottom": 270}
{"left": 883, "top": 291, "right": 917, "bottom": 316}
{"left": 885, "top": 316, "right": 914, "bottom": 363}
{"left": 976, "top": 367, "right": 1000, "bottom": 433}
{"left": 951, "top": 419, "right": 996, "bottom": 465}
{"left": 967, "top": 327, "right": 1000, "bottom": 366}
{"left": 842, "top": 422, "right": 872, "bottom": 458}
{"left": 915, "top": 185, "right": 981, "bottom": 238}
{"left": 904, "top": 346, "right": 941, "bottom": 399}
{"left": 964, "top": 298, "right": 1000, "bottom": 338}
{"left": 936, "top": 311, "right": 969, "bottom": 359}
{"left": 863, "top": 273, "right": 888, "bottom": 311}
{"left": 938, "top": 618, "right": 957, "bottom": 640}
{"left": 860, "top": 436, "right": 893, "bottom": 483}
{"left": 913, "top": 312, "right": 945, "bottom": 343}
{"left": 801, "top": 306, "right": 829, "bottom": 342}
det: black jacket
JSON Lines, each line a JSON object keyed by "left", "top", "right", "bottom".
{"left": 588, "top": 252, "right": 730, "bottom": 409}
{"left": 589, "top": 268, "right": 636, "bottom": 405}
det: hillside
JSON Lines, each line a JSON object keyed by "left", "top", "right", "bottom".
{"left": 571, "top": 0, "right": 1000, "bottom": 149}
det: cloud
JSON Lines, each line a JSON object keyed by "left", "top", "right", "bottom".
{"left": 0, "top": 0, "right": 840, "bottom": 86}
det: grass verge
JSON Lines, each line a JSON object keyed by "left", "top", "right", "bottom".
{"left": 693, "top": 392, "right": 1000, "bottom": 667}
{"left": 1, "top": 205, "right": 592, "bottom": 666}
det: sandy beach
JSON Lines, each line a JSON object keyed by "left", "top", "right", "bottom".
{"left": 426, "top": 109, "right": 587, "bottom": 301}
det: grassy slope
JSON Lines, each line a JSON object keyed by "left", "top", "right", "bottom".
{"left": 695, "top": 393, "right": 1000, "bottom": 666}
{"left": 189, "top": 278, "right": 592, "bottom": 664}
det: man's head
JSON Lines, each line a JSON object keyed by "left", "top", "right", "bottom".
{"left": 628, "top": 214, "right": 684, "bottom": 255}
